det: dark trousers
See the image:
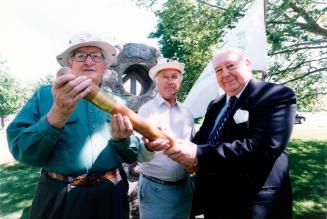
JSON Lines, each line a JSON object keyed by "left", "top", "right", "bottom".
{"left": 29, "top": 169, "right": 129, "bottom": 219}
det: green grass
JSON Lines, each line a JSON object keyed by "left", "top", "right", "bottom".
{"left": 0, "top": 162, "right": 40, "bottom": 219}
{"left": 0, "top": 140, "right": 326, "bottom": 219}
{"left": 289, "top": 140, "right": 327, "bottom": 219}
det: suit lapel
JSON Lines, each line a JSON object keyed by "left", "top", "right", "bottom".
{"left": 234, "top": 78, "right": 257, "bottom": 111}
{"left": 197, "top": 95, "right": 227, "bottom": 142}
{"left": 209, "top": 95, "right": 227, "bottom": 125}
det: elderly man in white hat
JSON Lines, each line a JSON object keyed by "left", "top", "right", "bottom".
{"left": 7, "top": 32, "right": 141, "bottom": 219}
{"left": 136, "top": 58, "right": 195, "bottom": 219}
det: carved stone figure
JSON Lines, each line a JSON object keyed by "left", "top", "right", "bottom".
{"left": 101, "top": 43, "right": 162, "bottom": 112}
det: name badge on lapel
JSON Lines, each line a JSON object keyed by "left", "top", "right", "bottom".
{"left": 233, "top": 109, "right": 249, "bottom": 124}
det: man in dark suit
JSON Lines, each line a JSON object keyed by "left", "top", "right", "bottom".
{"left": 150, "top": 48, "right": 296, "bottom": 219}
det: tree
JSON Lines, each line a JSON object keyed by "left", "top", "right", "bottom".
{"left": 134, "top": 0, "right": 327, "bottom": 110}
{"left": 0, "top": 59, "right": 24, "bottom": 129}
{"left": 22, "top": 73, "right": 54, "bottom": 102}
{"left": 266, "top": 0, "right": 327, "bottom": 111}
{"left": 32, "top": 73, "right": 54, "bottom": 91}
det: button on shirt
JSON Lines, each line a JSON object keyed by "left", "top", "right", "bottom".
{"left": 137, "top": 94, "right": 195, "bottom": 182}
{"left": 6, "top": 86, "right": 140, "bottom": 175}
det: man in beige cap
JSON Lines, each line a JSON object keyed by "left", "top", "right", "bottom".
{"left": 136, "top": 58, "right": 195, "bottom": 219}
{"left": 7, "top": 32, "right": 141, "bottom": 219}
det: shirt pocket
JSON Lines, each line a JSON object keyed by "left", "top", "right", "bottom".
{"left": 63, "top": 114, "right": 78, "bottom": 135}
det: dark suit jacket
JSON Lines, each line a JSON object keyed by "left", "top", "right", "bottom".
{"left": 191, "top": 79, "right": 296, "bottom": 219}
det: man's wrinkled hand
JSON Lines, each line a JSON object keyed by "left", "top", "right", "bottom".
{"left": 142, "top": 137, "right": 170, "bottom": 152}
{"left": 110, "top": 113, "right": 133, "bottom": 141}
{"left": 164, "top": 139, "right": 197, "bottom": 167}
{"left": 47, "top": 68, "right": 93, "bottom": 128}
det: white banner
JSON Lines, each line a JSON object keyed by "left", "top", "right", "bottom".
{"left": 184, "top": 0, "right": 268, "bottom": 118}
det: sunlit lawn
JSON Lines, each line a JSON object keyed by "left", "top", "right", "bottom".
{"left": 0, "top": 162, "right": 39, "bottom": 219}
{"left": 289, "top": 140, "right": 327, "bottom": 219}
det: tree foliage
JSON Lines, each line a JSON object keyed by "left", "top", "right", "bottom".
{"left": 266, "top": 0, "right": 327, "bottom": 111}
{"left": 20, "top": 73, "right": 54, "bottom": 104}
{"left": 32, "top": 74, "right": 53, "bottom": 95}
{"left": 134, "top": 0, "right": 327, "bottom": 110}
{"left": 0, "top": 59, "right": 24, "bottom": 129}
{"left": 33, "top": 74, "right": 54, "bottom": 90}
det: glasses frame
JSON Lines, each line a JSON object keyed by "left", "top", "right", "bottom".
{"left": 71, "top": 51, "right": 105, "bottom": 63}
{"left": 157, "top": 73, "right": 182, "bottom": 83}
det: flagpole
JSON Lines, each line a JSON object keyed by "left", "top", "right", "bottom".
{"left": 264, "top": 0, "right": 268, "bottom": 23}
{"left": 261, "top": 0, "right": 269, "bottom": 81}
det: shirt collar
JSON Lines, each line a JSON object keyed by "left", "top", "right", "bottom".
{"left": 154, "top": 93, "right": 179, "bottom": 108}
{"left": 226, "top": 79, "right": 250, "bottom": 102}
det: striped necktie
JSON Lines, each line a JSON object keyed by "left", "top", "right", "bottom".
{"left": 208, "top": 96, "right": 237, "bottom": 145}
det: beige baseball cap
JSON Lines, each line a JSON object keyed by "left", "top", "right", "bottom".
{"left": 149, "top": 58, "right": 185, "bottom": 80}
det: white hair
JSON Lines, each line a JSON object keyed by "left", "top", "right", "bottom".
{"left": 212, "top": 48, "right": 247, "bottom": 66}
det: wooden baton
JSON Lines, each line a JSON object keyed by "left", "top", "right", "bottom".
{"left": 57, "top": 68, "right": 176, "bottom": 146}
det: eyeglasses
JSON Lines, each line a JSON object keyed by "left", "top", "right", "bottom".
{"left": 158, "top": 74, "right": 182, "bottom": 82}
{"left": 71, "top": 51, "right": 105, "bottom": 63}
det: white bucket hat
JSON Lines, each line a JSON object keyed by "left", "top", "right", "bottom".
{"left": 149, "top": 58, "right": 185, "bottom": 80}
{"left": 56, "top": 32, "right": 117, "bottom": 68}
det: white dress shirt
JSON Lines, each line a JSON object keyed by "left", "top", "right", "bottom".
{"left": 137, "top": 93, "right": 195, "bottom": 181}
